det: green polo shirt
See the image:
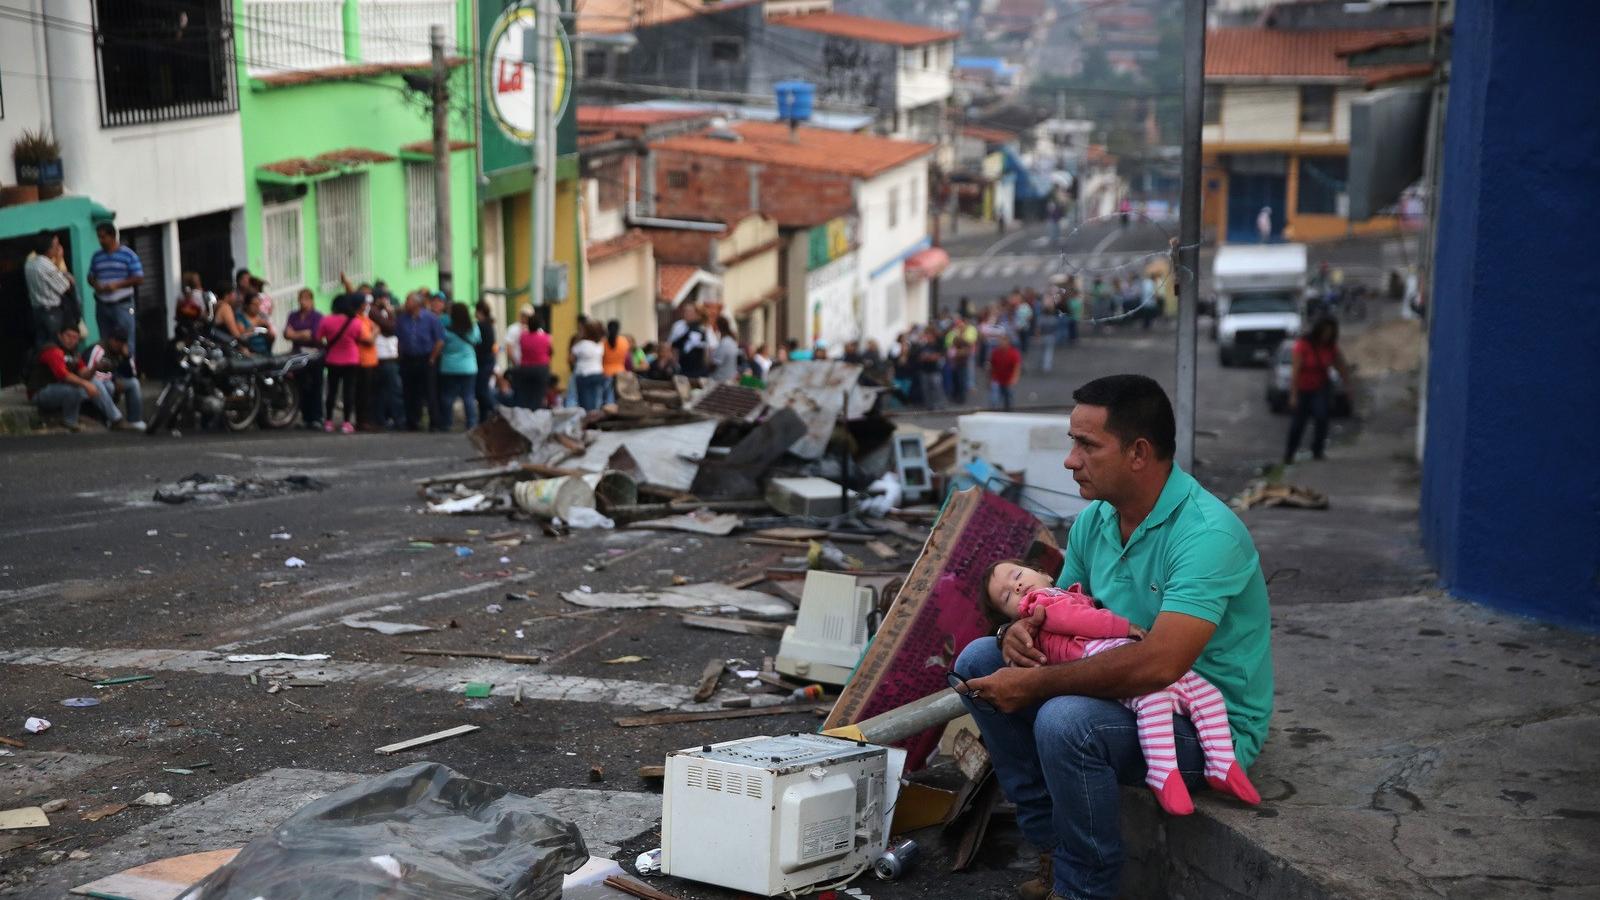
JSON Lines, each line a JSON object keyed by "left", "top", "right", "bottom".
{"left": 1059, "top": 465, "right": 1273, "bottom": 767}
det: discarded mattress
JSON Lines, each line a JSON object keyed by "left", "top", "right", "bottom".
{"left": 182, "top": 762, "right": 587, "bottom": 900}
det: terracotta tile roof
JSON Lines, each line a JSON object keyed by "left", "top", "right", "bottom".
{"left": 586, "top": 228, "right": 652, "bottom": 263}
{"left": 770, "top": 11, "right": 959, "bottom": 47}
{"left": 1335, "top": 29, "right": 1438, "bottom": 57}
{"left": 316, "top": 147, "right": 398, "bottom": 165}
{"left": 578, "top": 129, "right": 619, "bottom": 149}
{"left": 960, "top": 124, "right": 1017, "bottom": 144}
{"left": 1363, "top": 63, "right": 1435, "bottom": 88}
{"left": 658, "top": 263, "right": 703, "bottom": 302}
{"left": 260, "top": 158, "right": 335, "bottom": 178}
{"left": 578, "top": 106, "right": 711, "bottom": 128}
{"left": 577, "top": 0, "right": 763, "bottom": 35}
{"left": 651, "top": 121, "right": 933, "bottom": 178}
{"left": 399, "top": 139, "right": 476, "bottom": 156}
{"left": 255, "top": 56, "right": 468, "bottom": 87}
{"left": 1206, "top": 28, "right": 1428, "bottom": 81}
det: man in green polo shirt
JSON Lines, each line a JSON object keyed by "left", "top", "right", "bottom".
{"left": 954, "top": 374, "right": 1273, "bottom": 900}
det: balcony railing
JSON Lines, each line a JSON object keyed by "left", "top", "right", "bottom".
{"left": 358, "top": 1, "right": 457, "bottom": 65}
{"left": 95, "top": 0, "right": 239, "bottom": 127}
{"left": 240, "top": 0, "right": 456, "bottom": 76}
{"left": 243, "top": 0, "right": 347, "bottom": 76}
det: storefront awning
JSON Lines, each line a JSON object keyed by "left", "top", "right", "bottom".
{"left": 256, "top": 148, "right": 398, "bottom": 185}
{"left": 904, "top": 247, "right": 950, "bottom": 281}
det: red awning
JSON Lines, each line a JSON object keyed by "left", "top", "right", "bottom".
{"left": 905, "top": 247, "right": 950, "bottom": 281}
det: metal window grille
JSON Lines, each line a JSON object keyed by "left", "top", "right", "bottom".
{"left": 406, "top": 162, "right": 437, "bottom": 267}
{"left": 359, "top": 0, "right": 456, "bottom": 64}
{"left": 262, "top": 201, "right": 305, "bottom": 299}
{"left": 242, "top": 0, "right": 347, "bottom": 75}
{"left": 94, "top": 0, "right": 239, "bottom": 128}
{"left": 888, "top": 187, "right": 900, "bottom": 229}
{"left": 317, "top": 173, "right": 371, "bottom": 289}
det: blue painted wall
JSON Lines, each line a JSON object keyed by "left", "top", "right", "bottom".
{"left": 1421, "top": 1, "right": 1600, "bottom": 629}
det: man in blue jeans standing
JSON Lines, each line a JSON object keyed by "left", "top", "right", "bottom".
{"left": 88, "top": 223, "right": 144, "bottom": 359}
{"left": 953, "top": 374, "right": 1273, "bottom": 900}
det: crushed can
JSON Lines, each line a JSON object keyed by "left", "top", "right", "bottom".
{"left": 872, "top": 838, "right": 919, "bottom": 881}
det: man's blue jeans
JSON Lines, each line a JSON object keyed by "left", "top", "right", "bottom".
{"left": 95, "top": 301, "right": 136, "bottom": 359}
{"left": 35, "top": 382, "right": 121, "bottom": 427}
{"left": 954, "top": 638, "right": 1207, "bottom": 900}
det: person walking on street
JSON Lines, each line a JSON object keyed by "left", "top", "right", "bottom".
{"left": 395, "top": 292, "right": 444, "bottom": 430}
{"left": 571, "top": 320, "right": 607, "bottom": 411}
{"left": 85, "top": 325, "right": 145, "bottom": 430}
{"left": 27, "top": 325, "right": 127, "bottom": 431}
{"left": 354, "top": 295, "right": 380, "bottom": 430}
{"left": 1284, "top": 318, "right": 1351, "bottom": 463}
{"left": 88, "top": 223, "right": 143, "bottom": 359}
{"left": 436, "top": 302, "right": 481, "bottom": 431}
{"left": 989, "top": 332, "right": 1022, "bottom": 411}
{"left": 473, "top": 300, "right": 498, "bottom": 421}
{"left": 25, "top": 231, "right": 76, "bottom": 348}
{"left": 513, "top": 310, "right": 552, "bottom": 409}
{"left": 372, "top": 293, "right": 402, "bottom": 429}
{"left": 284, "top": 289, "right": 324, "bottom": 430}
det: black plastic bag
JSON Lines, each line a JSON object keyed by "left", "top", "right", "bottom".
{"left": 183, "top": 762, "right": 588, "bottom": 899}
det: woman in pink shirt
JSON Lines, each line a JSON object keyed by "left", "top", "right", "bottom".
{"left": 317, "top": 295, "right": 364, "bottom": 433}
{"left": 511, "top": 312, "right": 553, "bottom": 409}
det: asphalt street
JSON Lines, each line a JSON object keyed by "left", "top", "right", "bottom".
{"left": 0, "top": 314, "right": 1404, "bottom": 898}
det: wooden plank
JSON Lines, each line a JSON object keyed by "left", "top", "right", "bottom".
{"left": 742, "top": 537, "right": 812, "bottom": 549}
{"left": 822, "top": 488, "right": 1056, "bottom": 771}
{"left": 0, "top": 736, "right": 24, "bottom": 749}
{"left": 691, "top": 657, "right": 724, "bottom": 703}
{"left": 70, "top": 848, "right": 241, "bottom": 899}
{"left": 0, "top": 807, "right": 49, "bottom": 829}
{"left": 401, "top": 648, "right": 543, "bottom": 664}
{"left": 637, "top": 765, "right": 665, "bottom": 779}
{"left": 614, "top": 704, "right": 829, "bottom": 728}
{"left": 374, "top": 724, "right": 480, "bottom": 755}
{"left": 604, "top": 874, "right": 683, "bottom": 900}
{"left": 866, "top": 540, "right": 899, "bottom": 560}
{"left": 680, "top": 615, "right": 786, "bottom": 638}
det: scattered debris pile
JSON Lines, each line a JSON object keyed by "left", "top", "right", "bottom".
{"left": 154, "top": 473, "right": 328, "bottom": 505}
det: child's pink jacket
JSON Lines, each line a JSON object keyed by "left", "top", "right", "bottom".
{"left": 1019, "top": 584, "right": 1133, "bottom": 663}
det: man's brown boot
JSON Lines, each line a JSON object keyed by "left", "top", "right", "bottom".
{"left": 1017, "top": 852, "right": 1053, "bottom": 900}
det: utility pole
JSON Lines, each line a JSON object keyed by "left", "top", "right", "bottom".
{"left": 523, "top": 0, "right": 556, "bottom": 312}
{"left": 1174, "top": 0, "right": 1206, "bottom": 471}
{"left": 431, "top": 24, "right": 453, "bottom": 298}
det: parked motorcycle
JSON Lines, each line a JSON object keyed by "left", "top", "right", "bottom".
{"left": 148, "top": 328, "right": 315, "bottom": 434}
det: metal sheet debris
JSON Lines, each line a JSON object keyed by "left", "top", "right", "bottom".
{"left": 225, "top": 653, "right": 330, "bottom": 663}
{"left": 153, "top": 473, "right": 328, "bottom": 505}
{"left": 560, "top": 583, "right": 792, "bottom": 618}
{"left": 342, "top": 619, "right": 435, "bottom": 636}
{"left": 564, "top": 420, "right": 718, "bottom": 492}
{"left": 762, "top": 360, "right": 883, "bottom": 459}
{"left": 628, "top": 510, "right": 742, "bottom": 536}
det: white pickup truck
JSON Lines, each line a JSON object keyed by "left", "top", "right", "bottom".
{"left": 1213, "top": 243, "right": 1306, "bottom": 366}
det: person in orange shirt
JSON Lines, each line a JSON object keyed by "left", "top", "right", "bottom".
{"left": 355, "top": 294, "right": 380, "bottom": 430}
{"left": 600, "top": 319, "right": 631, "bottom": 405}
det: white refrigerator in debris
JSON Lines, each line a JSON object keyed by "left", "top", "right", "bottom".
{"left": 957, "top": 412, "right": 1090, "bottom": 521}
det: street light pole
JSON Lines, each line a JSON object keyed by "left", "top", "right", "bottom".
{"left": 431, "top": 24, "right": 453, "bottom": 298}
{"left": 523, "top": 4, "right": 551, "bottom": 312}
{"left": 1175, "top": 0, "right": 1206, "bottom": 471}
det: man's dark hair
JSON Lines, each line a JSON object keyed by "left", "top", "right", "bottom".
{"left": 96, "top": 222, "right": 116, "bottom": 239}
{"left": 1072, "top": 374, "right": 1176, "bottom": 461}
{"left": 33, "top": 230, "right": 56, "bottom": 254}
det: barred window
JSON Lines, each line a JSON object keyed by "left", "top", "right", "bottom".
{"left": 317, "top": 173, "right": 371, "bottom": 289}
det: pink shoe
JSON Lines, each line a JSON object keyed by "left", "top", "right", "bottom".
{"left": 1206, "top": 762, "right": 1262, "bottom": 805}
{"left": 322, "top": 420, "right": 334, "bottom": 433}
{"left": 1151, "top": 771, "right": 1195, "bottom": 816}
{"left": 340, "top": 421, "right": 355, "bottom": 434}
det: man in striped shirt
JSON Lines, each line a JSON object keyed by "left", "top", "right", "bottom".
{"left": 89, "top": 223, "right": 144, "bottom": 359}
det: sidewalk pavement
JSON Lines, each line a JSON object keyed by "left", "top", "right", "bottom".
{"left": 1123, "top": 373, "right": 1600, "bottom": 898}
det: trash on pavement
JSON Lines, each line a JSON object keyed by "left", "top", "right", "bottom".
{"left": 454, "top": 545, "right": 475, "bottom": 557}
{"left": 23, "top": 716, "right": 50, "bottom": 734}
{"left": 270, "top": 532, "right": 292, "bottom": 540}
{"left": 767, "top": 476, "right": 859, "bottom": 517}
{"left": 601, "top": 655, "right": 648, "bottom": 665}
{"left": 1230, "top": 480, "right": 1330, "bottom": 511}
{"left": 762, "top": 360, "right": 883, "bottom": 459}
{"left": 635, "top": 848, "right": 663, "bottom": 876}
{"left": 134, "top": 791, "right": 174, "bottom": 807}
{"left": 94, "top": 674, "right": 155, "bottom": 687}
{"left": 284, "top": 556, "right": 307, "bottom": 568}
{"left": 153, "top": 472, "right": 328, "bottom": 505}
{"left": 0, "top": 806, "right": 49, "bottom": 829}
{"left": 60, "top": 697, "right": 100, "bottom": 707}
{"left": 342, "top": 619, "right": 435, "bottom": 635}
{"left": 564, "top": 419, "right": 718, "bottom": 493}
{"left": 404, "top": 648, "right": 542, "bottom": 664}
{"left": 628, "top": 509, "right": 741, "bottom": 536}
{"left": 562, "top": 507, "right": 615, "bottom": 530}
{"left": 374, "top": 725, "right": 482, "bottom": 755}
{"left": 185, "top": 762, "right": 587, "bottom": 899}
{"left": 689, "top": 408, "right": 808, "bottom": 500}
{"left": 429, "top": 493, "right": 494, "bottom": 515}
{"left": 514, "top": 475, "right": 597, "bottom": 520}
{"left": 81, "top": 802, "right": 128, "bottom": 822}
{"left": 873, "top": 838, "right": 919, "bottom": 881}
{"left": 463, "top": 682, "right": 494, "bottom": 699}
{"left": 680, "top": 615, "right": 787, "bottom": 638}
{"left": 857, "top": 472, "right": 904, "bottom": 519}
{"left": 225, "top": 652, "right": 330, "bottom": 663}
{"left": 561, "top": 583, "right": 792, "bottom": 618}
{"left": 40, "top": 799, "right": 69, "bottom": 813}
{"left": 807, "top": 540, "right": 864, "bottom": 571}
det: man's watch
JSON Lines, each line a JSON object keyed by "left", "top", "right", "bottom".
{"left": 995, "top": 622, "right": 1012, "bottom": 641}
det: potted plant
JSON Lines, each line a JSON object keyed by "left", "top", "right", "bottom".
{"left": 13, "top": 128, "right": 64, "bottom": 200}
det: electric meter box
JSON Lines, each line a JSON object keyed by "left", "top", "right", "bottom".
{"left": 661, "top": 733, "right": 889, "bottom": 896}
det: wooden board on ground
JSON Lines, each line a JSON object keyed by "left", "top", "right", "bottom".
{"left": 374, "top": 724, "right": 480, "bottom": 754}
{"left": 70, "top": 848, "right": 241, "bottom": 899}
{"left": 0, "top": 806, "right": 49, "bottom": 829}
{"left": 680, "top": 615, "right": 786, "bottom": 638}
{"left": 615, "top": 704, "right": 829, "bottom": 728}
{"left": 691, "top": 657, "right": 723, "bottom": 703}
{"left": 822, "top": 488, "right": 1055, "bottom": 770}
